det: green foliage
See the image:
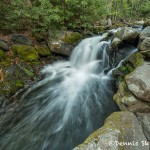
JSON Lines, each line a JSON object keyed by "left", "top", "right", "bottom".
{"left": 0, "top": 0, "right": 150, "bottom": 32}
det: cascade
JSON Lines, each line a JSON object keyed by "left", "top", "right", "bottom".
{"left": 0, "top": 31, "right": 137, "bottom": 150}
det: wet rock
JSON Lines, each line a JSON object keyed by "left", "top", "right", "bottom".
{"left": 112, "top": 52, "right": 144, "bottom": 87}
{"left": 140, "top": 26, "right": 150, "bottom": 40}
{"left": 49, "top": 31, "right": 82, "bottom": 56}
{"left": 0, "top": 40, "right": 9, "bottom": 51}
{"left": 111, "top": 37, "right": 123, "bottom": 49}
{"left": 137, "top": 113, "right": 150, "bottom": 141}
{"left": 11, "top": 34, "right": 33, "bottom": 45}
{"left": 115, "top": 27, "right": 139, "bottom": 45}
{"left": 74, "top": 111, "right": 149, "bottom": 150}
{"left": 143, "top": 20, "right": 150, "bottom": 28}
{"left": 125, "top": 63, "right": 150, "bottom": 102}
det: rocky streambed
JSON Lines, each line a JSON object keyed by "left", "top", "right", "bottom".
{"left": 74, "top": 26, "right": 150, "bottom": 150}
{"left": 0, "top": 24, "right": 150, "bottom": 150}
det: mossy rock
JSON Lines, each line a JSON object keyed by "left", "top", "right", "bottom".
{"left": 113, "top": 52, "right": 144, "bottom": 87}
{"left": 11, "top": 44, "right": 39, "bottom": 62}
{"left": 35, "top": 46, "right": 51, "bottom": 56}
{"left": 62, "top": 32, "right": 82, "bottom": 44}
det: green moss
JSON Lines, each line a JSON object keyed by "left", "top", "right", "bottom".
{"left": 15, "top": 80, "right": 24, "bottom": 87}
{"left": 128, "top": 52, "right": 144, "bottom": 68}
{"left": 63, "top": 32, "right": 82, "bottom": 44}
{"left": 0, "top": 49, "right": 6, "bottom": 60}
{"left": 18, "top": 65, "right": 34, "bottom": 77}
{"left": 12, "top": 45, "right": 39, "bottom": 62}
{"left": 35, "top": 46, "right": 51, "bottom": 56}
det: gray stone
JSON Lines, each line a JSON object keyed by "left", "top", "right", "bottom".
{"left": 11, "top": 34, "right": 33, "bottom": 45}
{"left": 125, "top": 63, "right": 150, "bottom": 102}
{"left": 0, "top": 40, "right": 9, "bottom": 51}
{"left": 138, "top": 37, "right": 150, "bottom": 51}
{"left": 74, "top": 111, "right": 149, "bottom": 150}
{"left": 137, "top": 113, "right": 150, "bottom": 141}
{"left": 111, "top": 37, "right": 123, "bottom": 49}
{"left": 48, "top": 31, "right": 82, "bottom": 56}
{"left": 115, "top": 27, "right": 139, "bottom": 45}
{"left": 140, "top": 26, "right": 150, "bottom": 40}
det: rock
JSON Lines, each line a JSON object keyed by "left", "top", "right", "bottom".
{"left": 112, "top": 52, "right": 144, "bottom": 87}
{"left": 74, "top": 111, "right": 149, "bottom": 150}
{"left": 113, "top": 82, "right": 150, "bottom": 113}
{"left": 0, "top": 63, "right": 35, "bottom": 98}
{"left": 0, "top": 40, "right": 9, "bottom": 51}
{"left": 111, "top": 37, "right": 123, "bottom": 49}
{"left": 11, "top": 34, "right": 33, "bottom": 45}
{"left": 11, "top": 44, "right": 39, "bottom": 62}
{"left": 140, "top": 26, "right": 150, "bottom": 40}
{"left": 115, "top": 27, "right": 139, "bottom": 45}
{"left": 134, "top": 21, "right": 145, "bottom": 25}
{"left": 137, "top": 113, "right": 150, "bottom": 141}
{"left": 138, "top": 37, "right": 150, "bottom": 58}
{"left": 138, "top": 37, "right": 150, "bottom": 51}
{"left": 125, "top": 63, "right": 150, "bottom": 102}
{"left": 49, "top": 31, "right": 82, "bottom": 56}
{"left": 143, "top": 20, "right": 150, "bottom": 28}
{"left": 35, "top": 46, "right": 51, "bottom": 57}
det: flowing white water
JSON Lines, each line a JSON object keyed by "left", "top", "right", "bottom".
{"left": 1, "top": 33, "right": 136, "bottom": 150}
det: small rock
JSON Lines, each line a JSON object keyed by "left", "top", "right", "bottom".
{"left": 0, "top": 40, "right": 9, "bottom": 51}
{"left": 11, "top": 34, "right": 33, "bottom": 45}
{"left": 138, "top": 37, "right": 150, "bottom": 51}
{"left": 111, "top": 37, "right": 123, "bottom": 49}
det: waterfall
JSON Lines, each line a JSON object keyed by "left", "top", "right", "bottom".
{"left": 0, "top": 32, "right": 137, "bottom": 150}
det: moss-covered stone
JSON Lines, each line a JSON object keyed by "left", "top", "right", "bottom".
{"left": 113, "top": 52, "right": 144, "bottom": 87}
{"left": 0, "top": 50, "right": 6, "bottom": 59}
{"left": 11, "top": 44, "right": 39, "bottom": 62}
{"left": 35, "top": 46, "right": 51, "bottom": 56}
{"left": 62, "top": 32, "right": 82, "bottom": 44}
{"left": 74, "top": 112, "right": 148, "bottom": 150}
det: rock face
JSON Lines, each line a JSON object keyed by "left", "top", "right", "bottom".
{"left": 49, "top": 31, "right": 82, "bottom": 56}
{"left": 11, "top": 34, "right": 33, "bottom": 45}
{"left": 137, "top": 113, "right": 150, "bottom": 141}
{"left": 113, "top": 82, "right": 150, "bottom": 113}
{"left": 125, "top": 63, "right": 150, "bottom": 102}
{"left": 140, "top": 26, "right": 150, "bottom": 40}
{"left": 74, "top": 111, "right": 149, "bottom": 150}
{"left": 115, "top": 27, "right": 139, "bottom": 45}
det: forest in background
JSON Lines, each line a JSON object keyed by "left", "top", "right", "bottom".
{"left": 0, "top": 0, "right": 150, "bottom": 33}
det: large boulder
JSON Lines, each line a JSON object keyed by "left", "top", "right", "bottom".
{"left": 113, "top": 82, "right": 150, "bottom": 113}
{"left": 115, "top": 27, "right": 139, "bottom": 45}
{"left": 0, "top": 40, "right": 9, "bottom": 51}
{"left": 111, "top": 37, "right": 123, "bottom": 49}
{"left": 11, "top": 34, "right": 33, "bottom": 45}
{"left": 125, "top": 63, "right": 150, "bottom": 102}
{"left": 49, "top": 31, "right": 82, "bottom": 56}
{"left": 140, "top": 26, "right": 150, "bottom": 40}
{"left": 74, "top": 111, "right": 149, "bottom": 150}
